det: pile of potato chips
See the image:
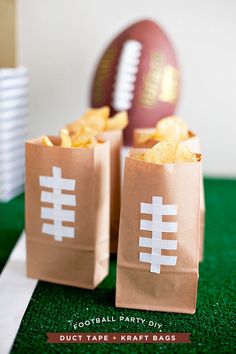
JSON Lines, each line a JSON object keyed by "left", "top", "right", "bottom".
{"left": 41, "top": 106, "right": 128, "bottom": 148}
{"left": 137, "top": 116, "right": 190, "bottom": 144}
{"left": 134, "top": 141, "right": 200, "bottom": 164}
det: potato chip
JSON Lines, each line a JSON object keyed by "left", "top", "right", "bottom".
{"left": 105, "top": 111, "right": 129, "bottom": 131}
{"left": 66, "top": 119, "right": 87, "bottom": 135}
{"left": 84, "top": 114, "right": 107, "bottom": 132}
{"left": 67, "top": 106, "right": 129, "bottom": 135}
{"left": 142, "top": 141, "right": 178, "bottom": 164}
{"left": 41, "top": 136, "right": 53, "bottom": 147}
{"left": 136, "top": 131, "right": 158, "bottom": 144}
{"left": 155, "top": 116, "right": 189, "bottom": 141}
{"left": 136, "top": 116, "right": 189, "bottom": 145}
{"left": 72, "top": 136, "right": 97, "bottom": 148}
{"left": 83, "top": 106, "right": 110, "bottom": 120}
{"left": 176, "top": 142, "right": 198, "bottom": 163}
{"left": 71, "top": 126, "right": 98, "bottom": 148}
{"left": 66, "top": 106, "right": 110, "bottom": 134}
{"left": 60, "top": 129, "right": 72, "bottom": 148}
{"left": 136, "top": 132, "right": 151, "bottom": 144}
{"left": 134, "top": 141, "right": 198, "bottom": 164}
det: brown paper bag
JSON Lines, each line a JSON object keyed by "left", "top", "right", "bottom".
{"left": 133, "top": 128, "right": 205, "bottom": 261}
{"left": 96, "top": 130, "right": 122, "bottom": 254}
{"left": 182, "top": 134, "right": 205, "bottom": 261}
{"left": 25, "top": 137, "right": 110, "bottom": 289}
{"left": 116, "top": 154, "right": 201, "bottom": 313}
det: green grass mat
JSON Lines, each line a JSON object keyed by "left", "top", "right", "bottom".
{"left": 0, "top": 194, "right": 24, "bottom": 272}
{"left": 1, "top": 180, "right": 235, "bottom": 353}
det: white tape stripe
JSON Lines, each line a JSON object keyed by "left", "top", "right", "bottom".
{"left": 161, "top": 205, "right": 177, "bottom": 215}
{"left": 151, "top": 196, "right": 162, "bottom": 272}
{"left": 139, "top": 237, "right": 177, "bottom": 250}
{"left": 140, "top": 203, "right": 177, "bottom": 215}
{"left": 150, "top": 263, "right": 160, "bottom": 273}
{"left": 42, "top": 223, "right": 75, "bottom": 238}
{"left": 41, "top": 207, "right": 75, "bottom": 222}
{"left": 40, "top": 166, "right": 75, "bottom": 191}
{"left": 140, "top": 252, "right": 177, "bottom": 266}
{"left": 52, "top": 166, "right": 60, "bottom": 177}
{"left": 41, "top": 191, "right": 76, "bottom": 206}
{"left": 139, "top": 237, "right": 156, "bottom": 248}
{"left": 39, "top": 176, "right": 75, "bottom": 191}
{"left": 140, "top": 252, "right": 154, "bottom": 263}
{"left": 152, "top": 196, "right": 162, "bottom": 204}
{"left": 160, "top": 255, "right": 177, "bottom": 265}
{"left": 151, "top": 196, "right": 161, "bottom": 273}
{"left": 140, "top": 219, "right": 177, "bottom": 233}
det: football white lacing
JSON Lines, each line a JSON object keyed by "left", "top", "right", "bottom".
{"left": 139, "top": 196, "right": 178, "bottom": 274}
{"left": 112, "top": 40, "right": 142, "bottom": 111}
{"left": 40, "top": 166, "right": 76, "bottom": 242}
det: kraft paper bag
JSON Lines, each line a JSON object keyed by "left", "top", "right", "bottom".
{"left": 96, "top": 130, "right": 122, "bottom": 254}
{"left": 25, "top": 137, "right": 110, "bottom": 289}
{"left": 133, "top": 128, "right": 205, "bottom": 261}
{"left": 183, "top": 134, "right": 205, "bottom": 261}
{"left": 116, "top": 153, "right": 201, "bottom": 314}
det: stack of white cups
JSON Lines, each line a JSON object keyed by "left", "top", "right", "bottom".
{"left": 0, "top": 67, "right": 28, "bottom": 202}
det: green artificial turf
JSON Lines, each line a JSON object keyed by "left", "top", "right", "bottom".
{"left": 0, "top": 194, "right": 25, "bottom": 272}
{"left": 0, "top": 179, "right": 235, "bottom": 353}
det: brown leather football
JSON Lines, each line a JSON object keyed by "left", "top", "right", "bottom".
{"left": 90, "top": 19, "right": 180, "bottom": 145}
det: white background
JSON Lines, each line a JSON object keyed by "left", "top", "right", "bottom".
{"left": 17, "top": 0, "right": 236, "bottom": 176}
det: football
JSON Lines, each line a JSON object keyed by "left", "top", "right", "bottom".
{"left": 90, "top": 19, "right": 180, "bottom": 145}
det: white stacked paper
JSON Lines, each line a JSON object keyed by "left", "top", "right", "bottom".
{"left": 0, "top": 67, "right": 28, "bottom": 202}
